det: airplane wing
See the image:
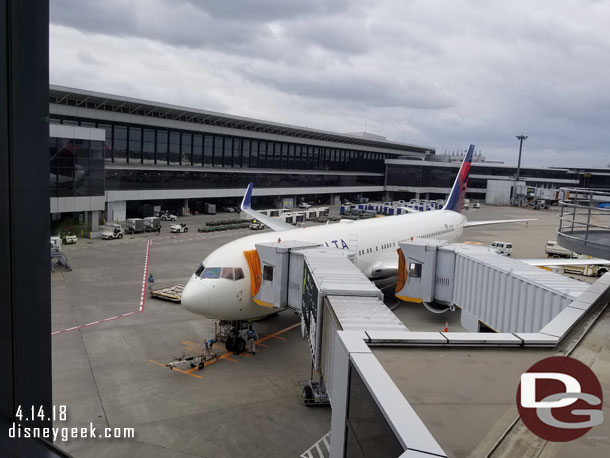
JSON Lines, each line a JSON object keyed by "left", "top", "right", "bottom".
{"left": 521, "top": 258, "right": 610, "bottom": 267}
{"left": 464, "top": 218, "right": 536, "bottom": 228}
{"left": 240, "top": 183, "right": 294, "bottom": 232}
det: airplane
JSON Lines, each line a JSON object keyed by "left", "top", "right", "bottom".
{"left": 180, "top": 145, "right": 536, "bottom": 349}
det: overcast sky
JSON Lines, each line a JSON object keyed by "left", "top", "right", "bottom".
{"left": 50, "top": 0, "right": 610, "bottom": 167}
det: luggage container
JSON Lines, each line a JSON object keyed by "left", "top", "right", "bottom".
{"left": 143, "top": 216, "right": 161, "bottom": 232}
{"left": 204, "top": 203, "right": 216, "bottom": 214}
{"left": 125, "top": 218, "right": 145, "bottom": 234}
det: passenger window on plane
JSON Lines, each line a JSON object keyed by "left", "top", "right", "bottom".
{"left": 221, "top": 267, "right": 234, "bottom": 280}
{"left": 202, "top": 267, "right": 221, "bottom": 279}
{"left": 408, "top": 262, "right": 422, "bottom": 278}
{"left": 234, "top": 267, "right": 245, "bottom": 280}
{"left": 195, "top": 263, "right": 205, "bottom": 277}
{"left": 263, "top": 265, "right": 274, "bottom": 281}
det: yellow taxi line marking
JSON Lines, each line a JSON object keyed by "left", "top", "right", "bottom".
{"left": 272, "top": 336, "right": 287, "bottom": 341}
{"left": 257, "top": 343, "right": 270, "bottom": 348}
{"left": 257, "top": 322, "right": 300, "bottom": 344}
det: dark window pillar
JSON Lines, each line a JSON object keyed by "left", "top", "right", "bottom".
{"left": 0, "top": 4, "right": 69, "bottom": 457}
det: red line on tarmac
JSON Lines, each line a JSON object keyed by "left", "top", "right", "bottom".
{"left": 52, "top": 239, "right": 152, "bottom": 336}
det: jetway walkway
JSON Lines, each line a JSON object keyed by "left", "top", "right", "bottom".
{"left": 396, "top": 238, "right": 605, "bottom": 341}
{"left": 250, "top": 240, "right": 610, "bottom": 458}
{"left": 253, "top": 241, "right": 407, "bottom": 400}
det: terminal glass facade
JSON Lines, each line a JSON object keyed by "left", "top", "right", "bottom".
{"left": 386, "top": 163, "right": 582, "bottom": 189}
{"left": 50, "top": 116, "right": 393, "bottom": 173}
{"left": 104, "top": 169, "right": 383, "bottom": 191}
{"left": 49, "top": 137, "right": 105, "bottom": 197}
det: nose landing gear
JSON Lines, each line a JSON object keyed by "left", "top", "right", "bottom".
{"left": 225, "top": 336, "right": 246, "bottom": 353}
{"left": 216, "top": 320, "right": 249, "bottom": 353}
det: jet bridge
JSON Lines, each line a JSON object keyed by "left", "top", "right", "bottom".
{"left": 253, "top": 241, "right": 408, "bottom": 404}
{"left": 396, "top": 239, "right": 592, "bottom": 333}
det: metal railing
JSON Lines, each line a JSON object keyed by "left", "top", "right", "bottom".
{"left": 557, "top": 188, "right": 610, "bottom": 256}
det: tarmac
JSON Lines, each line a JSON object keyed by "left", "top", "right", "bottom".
{"left": 51, "top": 203, "right": 593, "bottom": 457}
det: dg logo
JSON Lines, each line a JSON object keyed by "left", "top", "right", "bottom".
{"left": 516, "top": 356, "right": 604, "bottom": 442}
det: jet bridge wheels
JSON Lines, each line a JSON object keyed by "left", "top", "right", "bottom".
{"left": 303, "top": 385, "right": 313, "bottom": 402}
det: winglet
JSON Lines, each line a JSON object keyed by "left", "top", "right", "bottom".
{"left": 443, "top": 144, "right": 474, "bottom": 213}
{"left": 239, "top": 183, "right": 293, "bottom": 232}
{"left": 241, "top": 182, "right": 253, "bottom": 210}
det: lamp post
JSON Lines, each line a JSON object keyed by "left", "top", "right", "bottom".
{"left": 513, "top": 135, "right": 528, "bottom": 204}
{"left": 515, "top": 135, "right": 528, "bottom": 182}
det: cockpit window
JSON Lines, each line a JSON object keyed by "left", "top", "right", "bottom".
{"left": 195, "top": 264, "right": 205, "bottom": 277}
{"left": 199, "top": 267, "right": 245, "bottom": 281}
{"left": 221, "top": 267, "right": 234, "bottom": 280}
{"left": 201, "top": 267, "right": 221, "bottom": 279}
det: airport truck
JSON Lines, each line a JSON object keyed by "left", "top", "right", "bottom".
{"left": 490, "top": 241, "right": 512, "bottom": 256}
{"left": 563, "top": 263, "right": 610, "bottom": 277}
{"left": 143, "top": 216, "right": 161, "bottom": 232}
{"left": 551, "top": 263, "right": 610, "bottom": 277}
{"left": 545, "top": 240, "right": 577, "bottom": 258}
{"left": 125, "top": 218, "right": 145, "bottom": 234}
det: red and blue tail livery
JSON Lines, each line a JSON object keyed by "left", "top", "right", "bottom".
{"left": 442, "top": 144, "right": 474, "bottom": 213}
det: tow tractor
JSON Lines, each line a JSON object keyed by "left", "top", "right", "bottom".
{"left": 57, "top": 231, "right": 77, "bottom": 244}
{"left": 101, "top": 224, "right": 124, "bottom": 240}
{"left": 170, "top": 222, "right": 189, "bottom": 233}
{"left": 249, "top": 220, "right": 265, "bottom": 230}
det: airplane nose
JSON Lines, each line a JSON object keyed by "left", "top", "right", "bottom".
{"left": 181, "top": 277, "right": 210, "bottom": 316}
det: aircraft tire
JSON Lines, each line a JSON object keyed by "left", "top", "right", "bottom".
{"left": 226, "top": 337, "right": 234, "bottom": 352}
{"left": 235, "top": 338, "right": 246, "bottom": 353}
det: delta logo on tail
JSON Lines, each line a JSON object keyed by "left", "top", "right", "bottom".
{"left": 442, "top": 144, "right": 474, "bottom": 213}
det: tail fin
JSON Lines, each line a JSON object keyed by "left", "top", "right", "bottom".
{"left": 442, "top": 144, "right": 474, "bottom": 213}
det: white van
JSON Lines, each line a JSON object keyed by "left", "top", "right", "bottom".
{"left": 490, "top": 241, "right": 513, "bottom": 256}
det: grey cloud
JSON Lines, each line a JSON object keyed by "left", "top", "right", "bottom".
{"left": 289, "top": 17, "right": 371, "bottom": 54}
{"left": 241, "top": 68, "right": 456, "bottom": 109}
{"left": 185, "top": 0, "right": 354, "bottom": 21}
{"left": 49, "top": 0, "right": 610, "bottom": 167}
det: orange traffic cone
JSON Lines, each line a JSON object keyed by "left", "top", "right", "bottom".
{"left": 443, "top": 322, "right": 449, "bottom": 332}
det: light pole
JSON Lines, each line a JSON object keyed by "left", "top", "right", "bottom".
{"left": 514, "top": 135, "right": 528, "bottom": 204}
{"left": 515, "top": 135, "right": 528, "bottom": 182}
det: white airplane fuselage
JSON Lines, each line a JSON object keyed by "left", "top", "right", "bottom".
{"left": 181, "top": 209, "right": 466, "bottom": 321}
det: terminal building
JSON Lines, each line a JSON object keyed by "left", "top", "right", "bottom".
{"left": 49, "top": 85, "right": 431, "bottom": 231}
{"left": 49, "top": 85, "right": 610, "bottom": 233}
